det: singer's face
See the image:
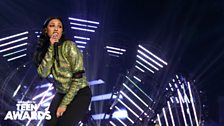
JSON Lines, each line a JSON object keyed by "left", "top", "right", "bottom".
{"left": 46, "top": 19, "right": 63, "bottom": 40}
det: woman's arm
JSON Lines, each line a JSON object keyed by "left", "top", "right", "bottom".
{"left": 37, "top": 44, "right": 55, "bottom": 78}
{"left": 59, "top": 41, "right": 85, "bottom": 108}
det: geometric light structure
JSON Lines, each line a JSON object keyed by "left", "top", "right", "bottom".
{"left": 135, "top": 44, "right": 168, "bottom": 74}
{"left": 154, "top": 74, "right": 201, "bottom": 126}
{"left": 0, "top": 31, "right": 29, "bottom": 62}
{"left": 68, "top": 17, "right": 100, "bottom": 51}
{"left": 105, "top": 45, "right": 126, "bottom": 58}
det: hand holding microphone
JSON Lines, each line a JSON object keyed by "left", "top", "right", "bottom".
{"left": 50, "top": 33, "right": 59, "bottom": 45}
{"left": 51, "top": 33, "right": 60, "bottom": 66}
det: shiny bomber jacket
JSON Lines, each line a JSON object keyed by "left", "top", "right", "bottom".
{"left": 37, "top": 40, "right": 88, "bottom": 108}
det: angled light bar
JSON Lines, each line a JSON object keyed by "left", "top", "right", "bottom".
{"left": 7, "top": 54, "right": 27, "bottom": 62}
{"left": 136, "top": 60, "right": 154, "bottom": 73}
{"left": 180, "top": 85, "right": 190, "bottom": 103}
{"left": 35, "top": 83, "right": 52, "bottom": 89}
{"left": 170, "top": 97, "right": 174, "bottom": 103}
{"left": 0, "top": 42, "right": 27, "bottom": 53}
{"left": 26, "top": 84, "right": 53, "bottom": 126}
{"left": 114, "top": 115, "right": 127, "bottom": 126}
{"left": 112, "top": 108, "right": 128, "bottom": 119}
{"left": 182, "top": 85, "right": 194, "bottom": 126}
{"left": 91, "top": 93, "right": 110, "bottom": 101}
{"left": 77, "top": 45, "right": 85, "bottom": 49}
{"left": 0, "top": 31, "right": 28, "bottom": 42}
{"left": 12, "top": 84, "right": 21, "bottom": 97}
{"left": 37, "top": 104, "right": 50, "bottom": 126}
{"left": 135, "top": 65, "right": 145, "bottom": 73}
{"left": 125, "top": 76, "right": 154, "bottom": 101}
{"left": 41, "top": 102, "right": 51, "bottom": 107}
{"left": 91, "top": 93, "right": 122, "bottom": 102}
{"left": 71, "top": 27, "right": 95, "bottom": 32}
{"left": 178, "top": 89, "right": 188, "bottom": 126}
{"left": 123, "top": 83, "right": 149, "bottom": 108}
{"left": 157, "top": 114, "right": 162, "bottom": 126}
{"left": 163, "top": 108, "right": 169, "bottom": 126}
{"left": 68, "top": 17, "right": 100, "bottom": 24}
{"left": 109, "top": 121, "right": 116, "bottom": 126}
{"left": 167, "top": 101, "right": 175, "bottom": 126}
{"left": 75, "top": 41, "right": 87, "bottom": 44}
{"left": 92, "top": 113, "right": 109, "bottom": 120}
{"left": 175, "top": 97, "right": 179, "bottom": 103}
{"left": 74, "top": 36, "right": 90, "bottom": 40}
{"left": 109, "top": 54, "right": 120, "bottom": 58}
{"left": 175, "top": 83, "right": 178, "bottom": 88}
{"left": 88, "top": 79, "right": 105, "bottom": 86}
{"left": 137, "top": 55, "right": 159, "bottom": 71}
{"left": 3, "top": 48, "right": 27, "bottom": 57}
{"left": 188, "top": 82, "right": 199, "bottom": 126}
{"left": 40, "top": 95, "right": 55, "bottom": 105}
{"left": 169, "top": 83, "right": 172, "bottom": 87}
{"left": 32, "top": 89, "right": 53, "bottom": 100}
{"left": 138, "top": 45, "right": 168, "bottom": 65}
{"left": 0, "top": 37, "right": 28, "bottom": 47}
{"left": 115, "top": 106, "right": 133, "bottom": 124}
{"left": 118, "top": 99, "right": 140, "bottom": 119}
{"left": 133, "top": 76, "right": 141, "bottom": 82}
{"left": 70, "top": 22, "right": 98, "bottom": 28}
{"left": 107, "top": 50, "right": 123, "bottom": 55}
{"left": 106, "top": 46, "right": 126, "bottom": 52}
{"left": 137, "top": 50, "right": 163, "bottom": 68}
{"left": 120, "top": 91, "right": 144, "bottom": 113}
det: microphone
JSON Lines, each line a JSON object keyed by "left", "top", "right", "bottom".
{"left": 54, "top": 42, "right": 59, "bottom": 63}
{"left": 52, "top": 33, "right": 59, "bottom": 66}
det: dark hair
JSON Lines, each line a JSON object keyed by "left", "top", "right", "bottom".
{"left": 33, "top": 17, "right": 66, "bottom": 67}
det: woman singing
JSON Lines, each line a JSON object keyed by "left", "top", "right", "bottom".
{"left": 33, "top": 17, "right": 92, "bottom": 126}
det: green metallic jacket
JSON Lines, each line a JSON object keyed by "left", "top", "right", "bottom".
{"left": 37, "top": 40, "right": 88, "bottom": 108}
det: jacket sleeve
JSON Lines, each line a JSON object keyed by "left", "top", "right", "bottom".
{"left": 59, "top": 41, "right": 85, "bottom": 108}
{"left": 37, "top": 45, "right": 54, "bottom": 78}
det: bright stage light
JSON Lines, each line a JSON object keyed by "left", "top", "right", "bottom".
{"left": 137, "top": 55, "right": 159, "bottom": 71}
{"left": 68, "top": 17, "right": 100, "bottom": 25}
{"left": 77, "top": 45, "right": 86, "bottom": 49}
{"left": 133, "top": 75, "right": 141, "bottom": 82}
{"left": 0, "top": 42, "right": 27, "bottom": 53}
{"left": 118, "top": 99, "right": 140, "bottom": 119}
{"left": 88, "top": 79, "right": 105, "bottom": 86}
{"left": 0, "top": 37, "right": 28, "bottom": 47}
{"left": 74, "top": 36, "right": 90, "bottom": 40}
{"left": 138, "top": 45, "right": 168, "bottom": 65}
{"left": 70, "top": 22, "right": 98, "bottom": 28}
{"left": 106, "top": 46, "right": 126, "bottom": 52}
{"left": 0, "top": 31, "right": 28, "bottom": 42}
{"left": 123, "top": 83, "right": 148, "bottom": 107}
{"left": 120, "top": 90, "right": 144, "bottom": 113}
{"left": 114, "top": 106, "right": 134, "bottom": 124}
{"left": 112, "top": 108, "right": 128, "bottom": 119}
{"left": 163, "top": 108, "right": 169, "bottom": 126}
{"left": 7, "top": 54, "right": 27, "bottom": 62}
{"left": 75, "top": 41, "right": 87, "bottom": 44}
{"left": 71, "top": 27, "right": 95, "bottom": 32}
{"left": 3, "top": 48, "right": 27, "bottom": 57}
{"left": 136, "top": 60, "right": 154, "bottom": 73}
{"left": 91, "top": 93, "right": 122, "bottom": 102}
{"left": 167, "top": 101, "right": 175, "bottom": 126}
{"left": 137, "top": 50, "right": 163, "bottom": 68}
{"left": 107, "top": 50, "right": 123, "bottom": 55}
{"left": 135, "top": 65, "right": 145, "bottom": 73}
